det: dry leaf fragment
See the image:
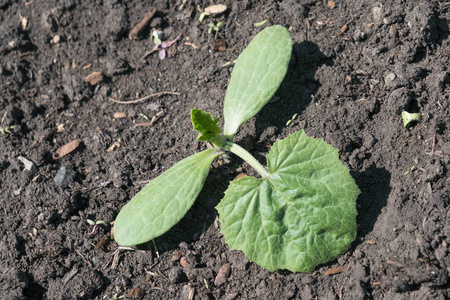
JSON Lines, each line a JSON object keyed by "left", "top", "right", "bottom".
{"left": 126, "top": 287, "right": 144, "bottom": 299}
{"left": 337, "top": 24, "right": 348, "bottom": 37}
{"left": 325, "top": 265, "right": 346, "bottom": 276}
{"left": 83, "top": 71, "right": 103, "bottom": 85}
{"left": 211, "top": 39, "right": 227, "bottom": 52}
{"left": 180, "top": 285, "right": 195, "bottom": 300}
{"left": 204, "top": 4, "right": 227, "bottom": 14}
{"left": 327, "top": 1, "right": 336, "bottom": 9}
{"left": 233, "top": 173, "right": 246, "bottom": 181}
{"left": 214, "top": 263, "right": 231, "bottom": 286}
{"left": 53, "top": 139, "right": 82, "bottom": 159}
{"left": 82, "top": 63, "right": 92, "bottom": 70}
{"left": 20, "top": 16, "right": 28, "bottom": 30}
{"left": 113, "top": 112, "right": 127, "bottom": 119}
{"left": 171, "top": 250, "right": 182, "bottom": 262}
{"left": 180, "top": 257, "right": 190, "bottom": 267}
{"left": 107, "top": 141, "right": 121, "bottom": 153}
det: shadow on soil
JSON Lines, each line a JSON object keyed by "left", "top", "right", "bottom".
{"left": 147, "top": 166, "right": 232, "bottom": 253}
{"left": 254, "top": 41, "right": 333, "bottom": 137}
{"left": 355, "top": 166, "right": 391, "bottom": 239}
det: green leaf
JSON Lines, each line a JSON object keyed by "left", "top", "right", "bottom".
{"left": 216, "top": 130, "right": 360, "bottom": 272}
{"left": 191, "top": 109, "right": 221, "bottom": 141}
{"left": 114, "top": 148, "right": 223, "bottom": 246}
{"left": 223, "top": 25, "right": 292, "bottom": 138}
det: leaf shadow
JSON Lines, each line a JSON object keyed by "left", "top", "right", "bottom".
{"left": 354, "top": 165, "right": 391, "bottom": 241}
{"left": 249, "top": 41, "right": 333, "bottom": 148}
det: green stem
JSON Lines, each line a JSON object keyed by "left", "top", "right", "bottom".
{"left": 224, "top": 141, "right": 269, "bottom": 178}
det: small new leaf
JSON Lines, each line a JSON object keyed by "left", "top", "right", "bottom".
{"left": 191, "top": 109, "right": 223, "bottom": 146}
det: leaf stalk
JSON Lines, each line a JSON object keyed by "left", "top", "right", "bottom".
{"left": 224, "top": 141, "right": 269, "bottom": 178}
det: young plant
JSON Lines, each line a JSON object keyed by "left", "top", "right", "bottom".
{"left": 0, "top": 111, "right": 18, "bottom": 136}
{"left": 208, "top": 21, "right": 224, "bottom": 34}
{"left": 114, "top": 26, "right": 360, "bottom": 272}
{"left": 401, "top": 110, "right": 421, "bottom": 128}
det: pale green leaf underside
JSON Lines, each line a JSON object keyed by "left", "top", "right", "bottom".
{"left": 114, "top": 149, "right": 223, "bottom": 246}
{"left": 216, "top": 130, "right": 360, "bottom": 272}
{"left": 223, "top": 25, "right": 293, "bottom": 138}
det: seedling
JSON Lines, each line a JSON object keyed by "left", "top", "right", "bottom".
{"left": 254, "top": 18, "right": 270, "bottom": 27}
{"left": 286, "top": 113, "right": 298, "bottom": 126}
{"left": 111, "top": 286, "right": 124, "bottom": 300}
{"left": 114, "top": 26, "right": 360, "bottom": 272}
{"left": 401, "top": 111, "right": 421, "bottom": 128}
{"left": 86, "top": 219, "right": 106, "bottom": 236}
{"left": 198, "top": 4, "right": 227, "bottom": 23}
{"left": 208, "top": 21, "right": 224, "bottom": 34}
{"left": 146, "top": 32, "right": 182, "bottom": 60}
{"left": 0, "top": 112, "right": 18, "bottom": 136}
{"left": 138, "top": 112, "right": 149, "bottom": 120}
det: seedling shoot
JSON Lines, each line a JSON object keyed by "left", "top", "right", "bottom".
{"left": 114, "top": 26, "right": 360, "bottom": 272}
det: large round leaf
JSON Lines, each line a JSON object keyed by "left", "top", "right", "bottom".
{"left": 217, "top": 130, "right": 359, "bottom": 272}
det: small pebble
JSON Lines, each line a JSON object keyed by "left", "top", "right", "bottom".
{"left": 54, "top": 166, "right": 75, "bottom": 188}
{"left": 17, "top": 156, "right": 37, "bottom": 173}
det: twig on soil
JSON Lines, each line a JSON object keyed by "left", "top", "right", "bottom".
{"left": 386, "top": 259, "right": 404, "bottom": 267}
{"left": 75, "top": 249, "right": 93, "bottom": 267}
{"left": 107, "top": 246, "right": 144, "bottom": 270}
{"left": 129, "top": 8, "right": 157, "bottom": 40}
{"left": 325, "top": 265, "right": 346, "bottom": 276}
{"left": 62, "top": 267, "right": 78, "bottom": 284}
{"left": 425, "top": 136, "right": 435, "bottom": 156}
{"left": 338, "top": 276, "right": 349, "bottom": 300}
{"left": 109, "top": 91, "right": 180, "bottom": 104}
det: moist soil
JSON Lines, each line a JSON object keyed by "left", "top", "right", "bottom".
{"left": 1, "top": 0, "right": 449, "bottom": 299}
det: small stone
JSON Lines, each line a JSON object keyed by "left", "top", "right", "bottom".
{"left": 17, "top": 156, "right": 38, "bottom": 173}
{"left": 37, "top": 213, "right": 45, "bottom": 222}
{"left": 171, "top": 250, "right": 182, "bottom": 262}
{"left": 372, "top": 6, "right": 383, "bottom": 23}
{"left": 353, "top": 28, "right": 366, "bottom": 41}
{"left": 54, "top": 166, "right": 75, "bottom": 188}
{"left": 51, "top": 35, "right": 61, "bottom": 44}
{"left": 168, "top": 268, "right": 183, "bottom": 284}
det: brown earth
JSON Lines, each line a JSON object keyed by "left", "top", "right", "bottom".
{"left": 0, "top": 0, "right": 449, "bottom": 299}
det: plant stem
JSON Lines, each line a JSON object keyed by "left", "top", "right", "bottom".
{"left": 224, "top": 141, "right": 269, "bottom": 178}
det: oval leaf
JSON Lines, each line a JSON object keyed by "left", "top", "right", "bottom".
{"left": 223, "top": 25, "right": 292, "bottom": 138}
{"left": 217, "top": 130, "right": 359, "bottom": 272}
{"left": 114, "top": 149, "right": 223, "bottom": 246}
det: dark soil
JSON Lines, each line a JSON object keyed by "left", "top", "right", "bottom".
{"left": 1, "top": 0, "right": 449, "bottom": 299}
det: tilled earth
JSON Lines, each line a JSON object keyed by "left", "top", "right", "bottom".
{"left": 0, "top": 0, "right": 449, "bottom": 299}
